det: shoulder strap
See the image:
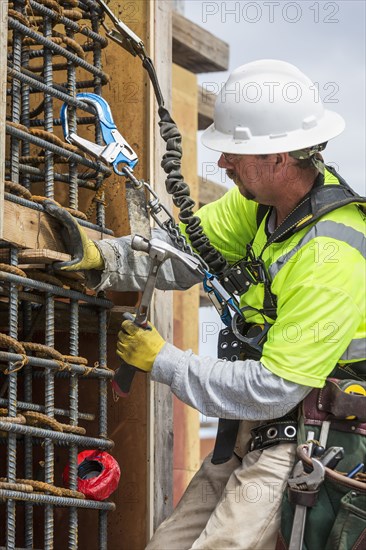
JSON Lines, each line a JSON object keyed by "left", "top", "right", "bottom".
{"left": 256, "top": 203, "right": 270, "bottom": 228}
{"left": 260, "top": 167, "right": 365, "bottom": 318}
{"left": 261, "top": 167, "right": 366, "bottom": 254}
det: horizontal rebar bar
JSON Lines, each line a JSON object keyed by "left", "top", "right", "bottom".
{"left": 0, "top": 398, "right": 95, "bottom": 421}
{"left": 0, "top": 271, "right": 113, "bottom": 306}
{"left": 0, "top": 490, "right": 116, "bottom": 510}
{"left": 7, "top": 67, "right": 98, "bottom": 112}
{"left": 5, "top": 163, "right": 98, "bottom": 190}
{"left": 0, "top": 421, "right": 114, "bottom": 448}
{"left": 0, "top": 352, "right": 114, "bottom": 380}
{"left": 6, "top": 125, "right": 112, "bottom": 175}
{"left": 30, "top": 117, "right": 96, "bottom": 128}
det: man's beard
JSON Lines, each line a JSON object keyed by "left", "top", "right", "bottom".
{"left": 226, "top": 170, "right": 255, "bottom": 201}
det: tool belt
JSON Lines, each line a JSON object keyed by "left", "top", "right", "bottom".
{"left": 277, "top": 374, "right": 366, "bottom": 550}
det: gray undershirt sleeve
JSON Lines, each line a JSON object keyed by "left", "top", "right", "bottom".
{"left": 152, "top": 343, "right": 313, "bottom": 421}
{"left": 86, "top": 228, "right": 203, "bottom": 293}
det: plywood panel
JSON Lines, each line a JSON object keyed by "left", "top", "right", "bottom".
{"left": 74, "top": 2, "right": 151, "bottom": 548}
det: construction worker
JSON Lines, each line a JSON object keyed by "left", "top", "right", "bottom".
{"left": 47, "top": 60, "right": 366, "bottom": 549}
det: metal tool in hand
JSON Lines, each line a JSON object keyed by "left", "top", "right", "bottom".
{"left": 288, "top": 458, "right": 325, "bottom": 550}
{"left": 112, "top": 236, "right": 205, "bottom": 397}
{"left": 60, "top": 92, "right": 138, "bottom": 175}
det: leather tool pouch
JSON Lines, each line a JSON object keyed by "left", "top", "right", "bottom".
{"left": 277, "top": 377, "right": 366, "bottom": 550}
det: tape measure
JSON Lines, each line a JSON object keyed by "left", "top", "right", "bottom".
{"left": 343, "top": 381, "right": 366, "bottom": 420}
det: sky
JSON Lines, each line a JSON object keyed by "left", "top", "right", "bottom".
{"left": 181, "top": 0, "right": 365, "bottom": 197}
{"left": 176, "top": 1, "right": 366, "bottom": 359}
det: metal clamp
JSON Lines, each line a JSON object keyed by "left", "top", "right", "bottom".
{"left": 60, "top": 92, "right": 138, "bottom": 175}
{"left": 94, "top": 0, "right": 146, "bottom": 58}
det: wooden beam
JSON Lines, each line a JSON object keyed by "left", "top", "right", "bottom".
{"left": 199, "top": 176, "right": 227, "bottom": 207}
{"left": 198, "top": 85, "right": 216, "bottom": 130}
{"left": 149, "top": 0, "right": 174, "bottom": 539}
{"left": 2, "top": 199, "right": 111, "bottom": 251}
{"left": 0, "top": 1, "right": 8, "bottom": 239}
{"left": 172, "top": 12, "right": 229, "bottom": 73}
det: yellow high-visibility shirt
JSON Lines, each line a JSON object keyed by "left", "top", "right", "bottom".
{"left": 188, "top": 168, "right": 366, "bottom": 388}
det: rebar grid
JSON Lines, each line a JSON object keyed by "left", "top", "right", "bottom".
{"left": 1, "top": 1, "right": 116, "bottom": 548}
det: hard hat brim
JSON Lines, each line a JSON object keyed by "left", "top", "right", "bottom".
{"left": 201, "top": 109, "right": 345, "bottom": 155}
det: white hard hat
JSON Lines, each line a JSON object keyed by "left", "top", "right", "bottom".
{"left": 201, "top": 59, "right": 345, "bottom": 155}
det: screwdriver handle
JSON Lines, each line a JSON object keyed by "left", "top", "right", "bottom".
{"left": 112, "top": 312, "right": 149, "bottom": 397}
{"left": 112, "top": 361, "right": 138, "bottom": 397}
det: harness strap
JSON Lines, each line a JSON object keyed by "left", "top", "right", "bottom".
{"left": 220, "top": 168, "right": 366, "bottom": 319}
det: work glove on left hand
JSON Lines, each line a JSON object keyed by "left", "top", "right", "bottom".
{"left": 43, "top": 199, "right": 104, "bottom": 271}
{"left": 116, "top": 319, "right": 166, "bottom": 372}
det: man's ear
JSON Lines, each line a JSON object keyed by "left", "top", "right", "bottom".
{"left": 275, "top": 153, "right": 287, "bottom": 165}
{"left": 272, "top": 153, "right": 287, "bottom": 174}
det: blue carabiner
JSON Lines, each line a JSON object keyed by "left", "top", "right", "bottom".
{"left": 203, "top": 271, "right": 242, "bottom": 327}
{"left": 60, "top": 93, "right": 138, "bottom": 174}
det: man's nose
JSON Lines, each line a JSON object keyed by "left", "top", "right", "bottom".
{"left": 218, "top": 154, "right": 228, "bottom": 168}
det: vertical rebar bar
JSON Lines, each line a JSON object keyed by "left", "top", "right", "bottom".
{"left": 44, "top": 289, "right": 55, "bottom": 550}
{"left": 20, "top": 45, "right": 30, "bottom": 190}
{"left": 43, "top": 14, "right": 54, "bottom": 198}
{"left": 23, "top": 302, "right": 34, "bottom": 548}
{"left": 7, "top": 247, "right": 19, "bottom": 549}
{"left": 66, "top": 27, "right": 78, "bottom": 211}
{"left": 98, "top": 301, "right": 108, "bottom": 550}
{"left": 91, "top": 12, "right": 105, "bottom": 228}
{"left": 68, "top": 300, "right": 79, "bottom": 549}
{"left": 98, "top": 304, "right": 108, "bottom": 439}
{"left": 98, "top": 510, "right": 108, "bottom": 550}
{"left": 9, "top": 0, "right": 22, "bottom": 183}
{"left": 43, "top": 10, "right": 55, "bottom": 544}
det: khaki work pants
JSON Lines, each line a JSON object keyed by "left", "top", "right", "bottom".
{"left": 146, "top": 421, "right": 296, "bottom": 550}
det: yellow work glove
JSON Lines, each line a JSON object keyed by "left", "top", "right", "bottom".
{"left": 116, "top": 319, "right": 166, "bottom": 372}
{"left": 65, "top": 223, "right": 104, "bottom": 271}
{"left": 43, "top": 199, "right": 104, "bottom": 271}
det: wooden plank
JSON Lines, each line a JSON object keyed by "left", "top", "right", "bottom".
{"left": 172, "top": 12, "right": 229, "bottom": 73}
{"left": 0, "top": 1, "right": 8, "bottom": 238}
{"left": 149, "top": 0, "right": 174, "bottom": 538}
{"left": 2, "top": 199, "right": 111, "bottom": 251}
{"left": 172, "top": 64, "right": 200, "bottom": 506}
{"left": 198, "top": 85, "right": 216, "bottom": 130}
{"left": 199, "top": 176, "right": 227, "bottom": 207}
{"left": 0, "top": 248, "right": 71, "bottom": 264}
